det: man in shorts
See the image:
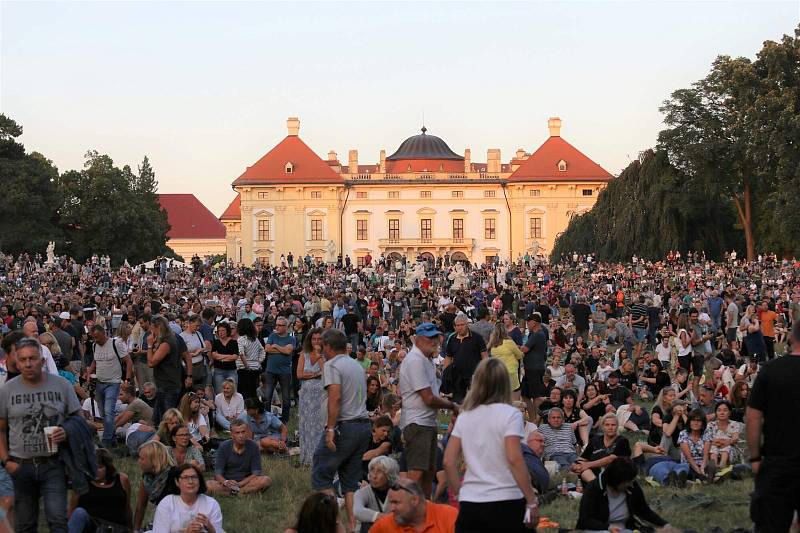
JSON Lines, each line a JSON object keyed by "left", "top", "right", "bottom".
{"left": 689, "top": 308, "right": 714, "bottom": 398}
{"left": 399, "top": 323, "right": 458, "bottom": 498}
{"left": 521, "top": 314, "right": 548, "bottom": 416}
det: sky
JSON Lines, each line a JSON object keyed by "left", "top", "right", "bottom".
{"left": 2, "top": 1, "right": 798, "bottom": 216}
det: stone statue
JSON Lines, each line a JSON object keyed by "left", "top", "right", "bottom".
{"left": 531, "top": 240, "right": 540, "bottom": 258}
{"left": 45, "top": 242, "right": 55, "bottom": 265}
{"left": 326, "top": 240, "right": 337, "bottom": 263}
{"left": 496, "top": 264, "right": 508, "bottom": 288}
{"left": 448, "top": 262, "right": 468, "bottom": 290}
{"left": 404, "top": 261, "right": 426, "bottom": 289}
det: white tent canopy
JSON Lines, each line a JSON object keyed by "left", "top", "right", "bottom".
{"left": 137, "top": 258, "right": 192, "bottom": 270}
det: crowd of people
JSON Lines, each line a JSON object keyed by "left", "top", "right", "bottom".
{"left": 0, "top": 248, "right": 797, "bottom": 532}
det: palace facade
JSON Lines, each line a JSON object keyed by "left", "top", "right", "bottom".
{"left": 221, "top": 117, "right": 612, "bottom": 266}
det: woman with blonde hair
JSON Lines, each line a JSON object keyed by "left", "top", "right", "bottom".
{"left": 133, "top": 440, "right": 176, "bottom": 532}
{"left": 444, "top": 358, "right": 538, "bottom": 533}
{"left": 488, "top": 322, "right": 524, "bottom": 401}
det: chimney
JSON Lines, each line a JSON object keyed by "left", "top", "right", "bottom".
{"left": 287, "top": 117, "right": 300, "bottom": 136}
{"left": 379, "top": 150, "right": 386, "bottom": 173}
{"left": 487, "top": 149, "right": 501, "bottom": 173}
{"left": 327, "top": 150, "right": 337, "bottom": 162}
{"left": 548, "top": 117, "right": 562, "bottom": 137}
{"left": 348, "top": 149, "right": 358, "bottom": 174}
{"left": 515, "top": 148, "right": 526, "bottom": 160}
{"left": 464, "top": 149, "right": 471, "bottom": 173}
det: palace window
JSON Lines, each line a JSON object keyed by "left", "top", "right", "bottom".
{"left": 485, "top": 218, "right": 496, "bottom": 240}
{"left": 356, "top": 220, "right": 368, "bottom": 240}
{"left": 311, "top": 219, "right": 323, "bottom": 241}
{"left": 420, "top": 219, "right": 432, "bottom": 240}
{"left": 558, "top": 160, "right": 567, "bottom": 172}
{"left": 258, "top": 192, "right": 269, "bottom": 199}
{"left": 285, "top": 162, "right": 294, "bottom": 174}
{"left": 310, "top": 191, "right": 322, "bottom": 199}
{"left": 452, "top": 219, "right": 463, "bottom": 239}
{"left": 484, "top": 190, "right": 496, "bottom": 198}
{"left": 530, "top": 217, "right": 542, "bottom": 238}
{"left": 529, "top": 189, "right": 541, "bottom": 197}
{"left": 388, "top": 191, "right": 400, "bottom": 199}
{"left": 582, "top": 189, "right": 593, "bottom": 196}
{"left": 357, "top": 256, "right": 367, "bottom": 267}
{"left": 420, "top": 190, "right": 432, "bottom": 198}
{"left": 356, "top": 191, "right": 368, "bottom": 199}
{"left": 258, "top": 220, "right": 270, "bottom": 241}
{"left": 452, "top": 190, "right": 463, "bottom": 198}
{"left": 388, "top": 219, "right": 400, "bottom": 240}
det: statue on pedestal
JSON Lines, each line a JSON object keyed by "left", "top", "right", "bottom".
{"left": 326, "top": 240, "right": 337, "bottom": 263}
{"left": 45, "top": 242, "right": 55, "bottom": 266}
{"left": 448, "top": 262, "right": 468, "bottom": 290}
{"left": 404, "top": 262, "right": 426, "bottom": 289}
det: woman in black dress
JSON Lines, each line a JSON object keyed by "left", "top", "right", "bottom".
{"left": 68, "top": 448, "right": 131, "bottom": 532}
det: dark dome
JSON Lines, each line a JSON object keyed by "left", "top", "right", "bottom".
{"left": 386, "top": 127, "right": 464, "bottom": 161}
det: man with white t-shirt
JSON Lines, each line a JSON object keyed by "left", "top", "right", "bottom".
{"left": 399, "top": 322, "right": 458, "bottom": 498}
{"left": 655, "top": 335, "right": 672, "bottom": 369}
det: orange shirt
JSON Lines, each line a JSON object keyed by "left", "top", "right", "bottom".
{"left": 759, "top": 309, "right": 777, "bottom": 338}
{"left": 369, "top": 502, "right": 458, "bottom": 533}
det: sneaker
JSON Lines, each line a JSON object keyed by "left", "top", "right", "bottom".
{"left": 714, "top": 465, "right": 733, "bottom": 483}
{"left": 645, "top": 476, "right": 660, "bottom": 488}
{"left": 676, "top": 469, "right": 688, "bottom": 488}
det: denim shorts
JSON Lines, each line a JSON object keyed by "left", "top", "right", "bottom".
{"left": 633, "top": 328, "right": 647, "bottom": 342}
{"left": 0, "top": 468, "right": 12, "bottom": 497}
{"left": 311, "top": 421, "right": 371, "bottom": 494}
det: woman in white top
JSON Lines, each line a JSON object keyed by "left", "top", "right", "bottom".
{"left": 444, "top": 358, "right": 538, "bottom": 533}
{"left": 151, "top": 463, "right": 223, "bottom": 533}
{"left": 214, "top": 378, "right": 245, "bottom": 431}
{"left": 547, "top": 349, "right": 566, "bottom": 380}
{"left": 178, "top": 393, "right": 209, "bottom": 445}
{"left": 236, "top": 318, "right": 265, "bottom": 400}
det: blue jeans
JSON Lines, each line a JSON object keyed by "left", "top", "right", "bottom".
{"left": 311, "top": 421, "right": 371, "bottom": 494}
{"left": 264, "top": 372, "right": 292, "bottom": 423}
{"left": 549, "top": 452, "right": 579, "bottom": 471}
{"left": 68, "top": 507, "right": 91, "bottom": 533}
{"left": 215, "top": 411, "right": 232, "bottom": 431}
{"left": 649, "top": 461, "right": 690, "bottom": 484}
{"left": 95, "top": 382, "right": 121, "bottom": 447}
{"left": 213, "top": 368, "right": 238, "bottom": 395}
{"left": 12, "top": 460, "right": 68, "bottom": 533}
{"left": 152, "top": 390, "right": 181, "bottom": 426}
{"left": 126, "top": 430, "right": 155, "bottom": 456}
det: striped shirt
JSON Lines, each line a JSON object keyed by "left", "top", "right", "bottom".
{"left": 630, "top": 303, "right": 648, "bottom": 329}
{"left": 539, "top": 423, "right": 577, "bottom": 458}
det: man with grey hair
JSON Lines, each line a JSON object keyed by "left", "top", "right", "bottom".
{"left": 0, "top": 336, "right": 81, "bottom": 532}
{"left": 444, "top": 315, "right": 487, "bottom": 403}
{"left": 22, "top": 318, "right": 58, "bottom": 375}
{"left": 538, "top": 407, "right": 579, "bottom": 471}
{"left": 369, "top": 478, "right": 457, "bottom": 533}
{"left": 312, "top": 328, "right": 371, "bottom": 533}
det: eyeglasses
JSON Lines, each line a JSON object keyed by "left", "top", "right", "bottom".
{"left": 390, "top": 483, "right": 415, "bottom": 495}
{"left": 179, "top": 475, "right": 199, "bottom": 481}
{"left": 175, "top": 433, "right": 190, "bottom": 437}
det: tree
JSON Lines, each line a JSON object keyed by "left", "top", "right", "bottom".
{"left": 0, "top": 114, "right": 62, "bottom": 254}
{"left": 58, "top": 151, "right": 170, "bottom": 265}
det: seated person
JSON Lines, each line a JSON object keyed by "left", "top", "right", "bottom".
{"left": 239, "top": 398, "right": 288, "bottom": 453}
{"left": 704, "top": 401, "right": 743, "bottom": 468}
{"left": 115, "top": 382, "right": 153, "bottom": 434}
{"left": 520, "top": 430, "right": 550, "bottom": 493}
{"left": 576, "top": 457, "right": 669, "bottom": 531}
{"left": 153, "top": 463, "right": 223, "bottom": 533}
{"left": 572, "top": 413, "right": 631, "bottom": 483}
{"left": 538, "top": 407, "right": 578, "bottom": 471}
{"left": 361, "top": 415, "right": 394, "bottom": 481}
{"left": 378, "top": 393, "right": 403, "bottom": 452}
{"left": 68, "top": 448, "right": 131, "bottom": 532}
{"left": 207, "top": 419, "right": 272, "bottom": 496}
{"left": 368, "top": 479, "right": 457, "bottom": 533}
{"left": 605, "top": 371, "right": 632, "bottom": 409}
{"left": 214, "top": 378, "right": 245, "bottom": 431}
{"left": 285, "top": 492, "right": 346, "bottom": 533}
{"left": 537, "top": 386, "right": 563, "bottom": 422}
{"left": 631, "top": 441, "right": 688, "bottom": 487}
{"left": 354, "top": 456, "right": 398, "bottom": 533}
{"left": 554, "top": 364, "right": 586, "bottom": 401}
{"left": 169, "top": 424, "right": 205, "bottom": 471}
{"left": 618, "top": 400, "right": 651, "bottom": 435}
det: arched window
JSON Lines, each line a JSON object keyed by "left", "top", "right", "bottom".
{"left": 285, "top": 162, "right": 294, "bottom": 174}
{"left": 557, "top": 159, "right": 567, "bottom": 172}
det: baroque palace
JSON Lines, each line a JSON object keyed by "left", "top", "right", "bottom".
{"left": 220, "top": 117, "right": 612, "bottom": 266}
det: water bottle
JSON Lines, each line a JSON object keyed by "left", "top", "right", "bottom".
{"left": 560, "top": 477, "right": 568, "bottom": 495}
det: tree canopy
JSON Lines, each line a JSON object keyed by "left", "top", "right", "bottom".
{"left": 0, "top": 114, "right": 171, "bottom": 265}
{"left": 553, "top": 25, "right": 800, "bottom": 261}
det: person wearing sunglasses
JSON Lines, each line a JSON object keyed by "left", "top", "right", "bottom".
{"left": 368, "top": 479, "right": 456, "bottom": 533}
{"left": 152, "top": 463, "right": 222, "bottom": 533}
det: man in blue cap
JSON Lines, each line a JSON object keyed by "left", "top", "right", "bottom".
{"left": 399, "top": 322, "right": 459, "bottom": 498}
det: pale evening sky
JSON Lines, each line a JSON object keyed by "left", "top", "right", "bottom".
{"left": 1, "top": 1, "right": 797, "bottom": 216}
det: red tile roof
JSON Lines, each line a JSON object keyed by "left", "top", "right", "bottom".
{"left": 219, "top": 194, "right": 241, "bottom": 221}
{"left": 158, "top": 194, "right": 226, "bottom": 239}
{"left": 232, "top": 135, "right": 343, "bottom": 185}
{"left": 509, "top": 135, "right": 613, "bottom": 181}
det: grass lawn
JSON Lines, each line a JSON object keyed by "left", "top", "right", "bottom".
{"left": 113, "top": 450, "right": 754, "bottom": 533}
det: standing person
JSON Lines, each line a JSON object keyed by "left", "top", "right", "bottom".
{"left": 758, "top": 300, "right": 777, "bottom": 361}
{"left": 297, "top": 328, "right": 325, "bottom": 467}
{"left": 131, "top": 314, "right": 155, "bottom": 393}
{"left": 86, "top": 324, "right": 132, "bottom": 448}
{"left": 443, "top": 358, "right": 539, "bottom": 533}
{"left": 521, "top": 313, "right": 548, "bottom": 416}
{"left": 210, "top": 322, "right": 239, "bottom": 394}
{"left": 147, "top": 317, "right": 187, "bottom": 426}
{"left": 399, "top": 322, "right": 458, "bottom": 498}
{"left": 0, "top": 337, "right": 82, "bottom": 533}
{"left": 263, "top": 317, "right": 297, "bottom": 424}
{"left": 570, "top": 296, "right": 592, "bottom": 342}
{"left": 747, "top": 321, "right": 800, "bottom": 531}
{"left": 236, "top": 318, "right": 265, "bottom": 400}
{"left": 180, "top": 316, "right": 212, "bottom": 389}
{"left": 488, "top": 322, "right": 524, "bottom": 401}
{"left": 629, "top": 295, "right": 649, "bottom": 359}
{"left": 312, "top": 329, "right": 371, "bottom": 533}
{"left": 444, "top": 315, "right": 488, "bottom": 403}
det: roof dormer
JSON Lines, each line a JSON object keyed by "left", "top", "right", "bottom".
{"left": 285, "top": 162, "right": 294, "bottom": 174}
{"left": 557, "top": 159, "right": 567, "bottom": 172}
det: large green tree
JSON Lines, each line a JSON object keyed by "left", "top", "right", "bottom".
{"left": 0, "top": 114, "right": 62, "bottom": 254}
{"left": 658, "top": 25, "right": 800, "bottom": 260}
{"left": 58, "top": 151, "right": 170, "bottom": 265}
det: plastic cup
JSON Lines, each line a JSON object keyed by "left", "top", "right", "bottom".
{"left": 43, "top": 426, "right": 59, "bottom": 454}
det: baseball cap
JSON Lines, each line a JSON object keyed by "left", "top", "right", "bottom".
{"left": 58, "top": 312, "right": 71, "bottom": 320}
{"left": 415, "top": 322, "right": 443, "bottom": 337}
{"left": 525, "top": 313, "right": 542, "bottom": 323}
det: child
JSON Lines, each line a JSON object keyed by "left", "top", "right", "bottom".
{"left": 596, "top": 356, "right": 613, "bottom": 382}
